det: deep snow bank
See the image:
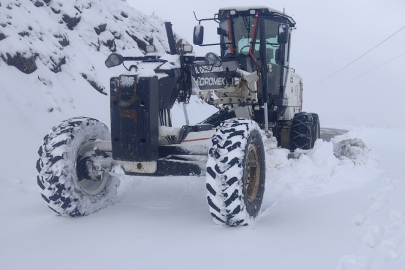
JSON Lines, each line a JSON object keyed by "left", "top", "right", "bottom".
{"left": 262, "top": 128, "right": 405, "bottom": 269}
{"left": 265, "top": 134, "right": 379, "bottom": 204}
{"left": 1, "top": 116, "right": 405, "bottom": 269}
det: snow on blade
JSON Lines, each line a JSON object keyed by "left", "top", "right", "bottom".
{"left": 119, "top": 76, "right": 135, "bottom": 87}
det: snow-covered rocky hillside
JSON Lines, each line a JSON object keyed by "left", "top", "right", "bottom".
{"left": 0, "top": 0, "right": 172, "bottom": 126}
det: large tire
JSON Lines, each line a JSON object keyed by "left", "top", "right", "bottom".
{"left": 206, "top": 118, "right": 266, "bottom": 226}
{"left": 312, "top": 113, "right": 321, "bottom": 140}
{"left": 36, "top": 117, "right": 120, "bottom": 216}
{"left": 290, "top": 112, "right": 318, "bottom": 151}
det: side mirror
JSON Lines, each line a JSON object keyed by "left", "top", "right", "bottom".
{"left": 105, "top": 53, "right": 123, "bottom": 68}
{"left": 278, "top": 24, "right": 289, "bottom": 44}
{"left": 193, "top": 25, "right": 204, "bottom": 45}
{"left": 205, "top": 52, "right": 222, "bottom": 67}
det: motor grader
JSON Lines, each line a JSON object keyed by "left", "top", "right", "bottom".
{"left": 36, "top": 6, "right": 319, "bottom": 226}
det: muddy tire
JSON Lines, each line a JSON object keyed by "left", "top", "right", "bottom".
{"left": 206, "top": 118, "right": 266, "bottom": 226}
{"left": 36, "top": 117, "right": 119, "bottom": 217}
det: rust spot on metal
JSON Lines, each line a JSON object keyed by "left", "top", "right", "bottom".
{"left": 121, "top": 110, "right": 138, "bottom": 124}
{"left": 129, "top": 82, "right": 137, "bottom": 104}
{"left": 117, "top": 77, "right": 138, "bottom": 125}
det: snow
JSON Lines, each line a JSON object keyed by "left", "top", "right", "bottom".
{"left": 1, "top": 1, "right": 405, "bottom": 269}
{"left": 1, "top": 125, "right": 405, "bottom": 269}
{"left": 159, "top": 54, "right": 181, "bottom": 69}
{"left": 119, "top": 75, "right": 135, "bottom": 87}
{"left": 135, "top": 62, "right": 163, "bottom": 77}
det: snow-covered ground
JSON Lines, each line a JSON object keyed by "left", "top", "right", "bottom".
{"left": 1, "top": 125, "right": 404, "bottom": 270}
{"left": 1, "top": 1, "right": 405, "bottom": 269}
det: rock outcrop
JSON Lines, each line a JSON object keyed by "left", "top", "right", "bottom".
{"left": 0, "top": 0, "right": 173, "bottom": 91}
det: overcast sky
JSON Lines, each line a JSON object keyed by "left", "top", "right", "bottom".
{"left": 128, "top": 0, "right": 405, "bottom": 127}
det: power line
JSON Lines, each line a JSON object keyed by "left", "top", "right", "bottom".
{"left": 326, "top": 52, "right": 405, "bottom": 90}
{"left": 311, "top": 25, "right": 405, "bottom": 88}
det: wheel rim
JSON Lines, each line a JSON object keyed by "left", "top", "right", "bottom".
{"left": 76, "top": 142, "right": 109, "bottom": 196}
{"left": 245, "top": 143, "right": 261, "bottom": 204}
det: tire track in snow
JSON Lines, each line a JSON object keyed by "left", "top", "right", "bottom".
{"left": 336, "top": 172, "right": 405, "bottom": 270}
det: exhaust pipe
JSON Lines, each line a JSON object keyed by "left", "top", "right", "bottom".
{"left": 165, "top": 22, "right": 177, "bottom": 55}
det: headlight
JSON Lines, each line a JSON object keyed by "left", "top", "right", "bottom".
{"left": 146, "top": 45, "right": 156, "bottom": 53}
{"left": 183, "top": 44, "right": 193, "bottom": 53}
{"left": 105, "top": 53, "right": 123, "bottom": 68}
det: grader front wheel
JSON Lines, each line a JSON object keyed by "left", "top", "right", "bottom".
{"left": 205, "top": 118, "right": 266, "bottom": 226}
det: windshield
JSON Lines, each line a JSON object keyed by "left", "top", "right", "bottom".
{"left": 220, "top": 15, "right": 280, "bottom": 62}
{"left": 220, "top": 16, "right": 285, "bottom": 95}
